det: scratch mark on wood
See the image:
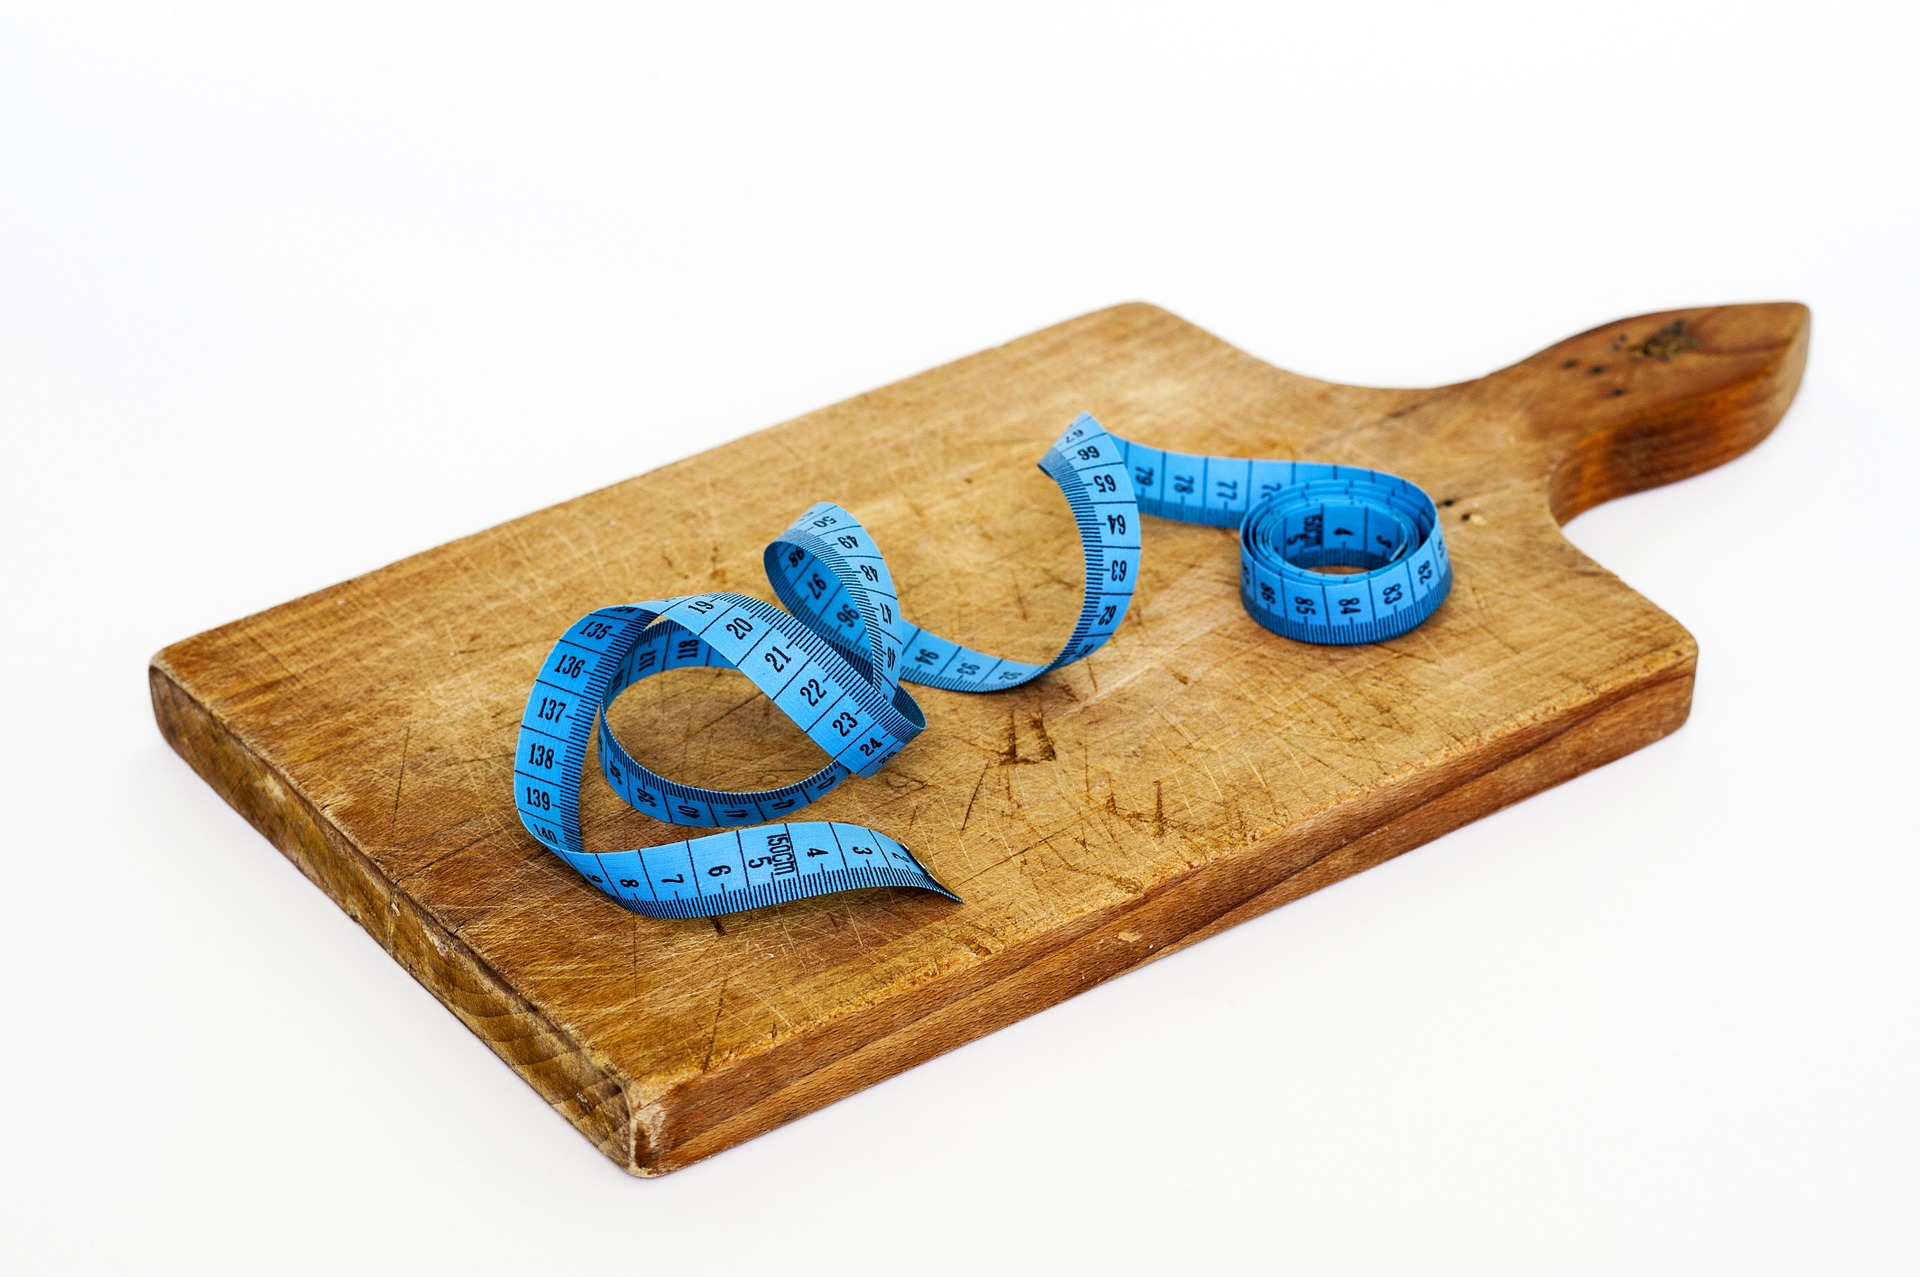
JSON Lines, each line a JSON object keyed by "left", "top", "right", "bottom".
{"left": 397, "top": 818, "right": 508, "bottom": 885}
{"left": 701, "top": 976, "right": 729, "bottom": 1073}
{"left": 388, "top": 725, "right": 412, "bottom": 841}
{"left": 960, "top": 763, "right": 991, "bottom": 834}
{"left": 1027, "top": 710, "right": 1056, "bottom": 762}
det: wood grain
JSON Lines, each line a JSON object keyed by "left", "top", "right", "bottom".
{"left": 150, "top": 301, "right": 1808, "bottom": 1174}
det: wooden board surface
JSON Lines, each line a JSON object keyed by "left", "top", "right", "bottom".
{"left": 150, "top": 301, "right": 1808, "bottom": 1175}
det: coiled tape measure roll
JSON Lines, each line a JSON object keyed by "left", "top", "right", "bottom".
{"left": 514, "top": 414, "right": 1451, "bottom": 918}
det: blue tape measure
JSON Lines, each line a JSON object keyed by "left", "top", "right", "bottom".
{"left": 514, "top": 413, "right": 1451, "bottom": 917}
{"left": 1105, "top": 432, "right": 1452, "bottom": 644}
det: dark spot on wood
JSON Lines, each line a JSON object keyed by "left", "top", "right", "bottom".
{"left": 1624, "top": 319, "right": 1700, "bottom": 362}
{"left": 1460, "top": 511, "right": 1472, "bottom": 521}
{"left": 1610, "top": 387, "right": 1627, "bottom": 397}
{"left": 1589, "top": 365, "right": 1606, "bottom": 375}
{"left": 1440, "top": 497, "right": 1455, "bottom": 507}
{"left": 1562, "top": 359, "right": 1578, "bottom": 369}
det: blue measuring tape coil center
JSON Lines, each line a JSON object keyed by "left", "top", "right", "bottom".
{"left": 513, "top": 413, "right": 1451, "bottom": 917}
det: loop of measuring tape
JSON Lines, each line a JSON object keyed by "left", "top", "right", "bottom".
{"left": 512, "top": 414, "right": 1135, "bottom": 917}
{"left": 514, "top": 413, "right": 1450, "bottom": 917}
{"left": 1104, "top": 434, "right": 1452, "bottom": 644}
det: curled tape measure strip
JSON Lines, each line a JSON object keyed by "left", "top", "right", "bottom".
{"left": 514, "top": 413, "right": 1450, "bottom": 917}
{"left": 1106, "top": 434, "right": 1452, "bottom": 644}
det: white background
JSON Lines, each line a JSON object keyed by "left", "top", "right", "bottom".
{"left": 3, "top": 3, "right": 1916, "bottom": 1272}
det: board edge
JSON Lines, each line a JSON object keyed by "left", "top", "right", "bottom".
{"left": 147, "top": 657, "right": 649, "bottom": 1174}
{"left": 639, "top": 639, "right": 1697, "bottom": 1173}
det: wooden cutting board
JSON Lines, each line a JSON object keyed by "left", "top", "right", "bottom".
{"left": 150, "top": 301, "right": 1807, "bottom": 1175}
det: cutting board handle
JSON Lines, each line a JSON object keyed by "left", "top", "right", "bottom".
{"left": 1484, "top": 302, "right": 1809, "bottom": 523}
